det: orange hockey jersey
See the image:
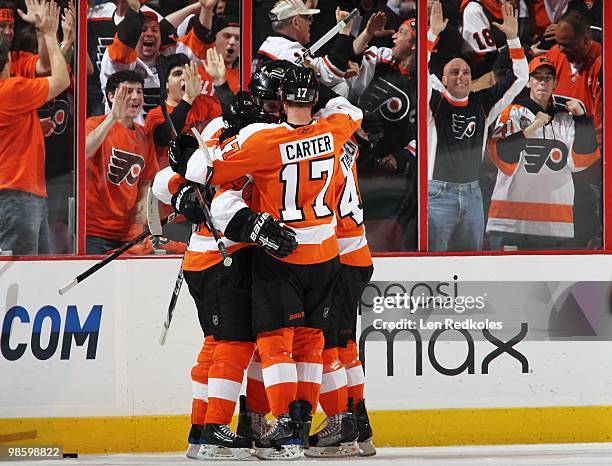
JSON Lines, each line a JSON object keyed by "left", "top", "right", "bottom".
{"left": 186, "top": 97, "right": 363, "bottom": 265}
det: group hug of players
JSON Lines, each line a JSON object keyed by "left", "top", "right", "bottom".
{"left": 152, "top": 57, "right": 374, "bottom": 459}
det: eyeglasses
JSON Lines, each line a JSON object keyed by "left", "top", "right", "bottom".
{"left": 297, "top": 15, "right": 314, "bottom": 24}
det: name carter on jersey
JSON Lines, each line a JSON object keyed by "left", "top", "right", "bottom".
{"left": 280, "top": 132, "right": 334, "bottom": 164}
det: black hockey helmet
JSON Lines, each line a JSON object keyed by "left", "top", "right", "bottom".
{"left": 280, "top": 66, "right": 319, "bottom": 104}
{"left": 225, "top": 91, "right": 274, "bottom": 129}
{"left": 249, "top": 60, "right": 295, "bottom": 102}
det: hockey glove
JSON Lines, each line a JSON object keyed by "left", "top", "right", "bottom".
{"left": 168, "top": 133, "right": 199, "bottom": 177}
{"left": 171, "top": 184, "right": 206, "bottom": 224}
{"left": 361, "top": 112, "right": 384, "bottom": 142}
{"left": 242, "top": 211, "right": 298, "bottom": 258}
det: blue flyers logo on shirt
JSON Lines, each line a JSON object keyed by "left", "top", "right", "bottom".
{"left": 107, "top": 149, "right": 145, "bottom": 186}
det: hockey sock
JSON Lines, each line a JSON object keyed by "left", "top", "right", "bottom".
{"left": 293, "top": 326, "right": 324, "bottom": 414}
{"left": 319, "top": 347, "right": 349, "bottom": 416}
{"left": 191, "top": 335, "right": 217, "bottom": 425}
{"left": 339, "top": 340, "right": 365, "bottom": 403}
{"left": 257, "top": 327, "right": 297, "bottom": 417}
{"left": 205, "top": 340, "right": 254, "bottom": 425}
{"left": 246, "top": 345, "right": 270, "bottom": 415}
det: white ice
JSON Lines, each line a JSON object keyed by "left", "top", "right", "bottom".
{"left": 5, "top": 444, "right": 612, "bottom": 466}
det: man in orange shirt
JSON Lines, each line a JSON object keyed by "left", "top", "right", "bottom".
{"left": 0, "top": 1, "right": 69, "bottom": 255}
{"left": 85, "top": 70, "right": 158, "bottom": 254}
{"left": 546, "top": 9, "right": 601, "bottom": 139}
{"left": 144, "top": 52, "right": 222, "bottom": 168}
{"left": 0, "top": 0, "right": 54, "bottom": 78}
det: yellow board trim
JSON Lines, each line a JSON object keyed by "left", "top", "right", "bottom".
{"left": 2, "top": 407, "right": 612, "bottom": 454}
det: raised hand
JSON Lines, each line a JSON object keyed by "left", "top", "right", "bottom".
{"left": 429, "top": 0, "right": 448, "bottom": 36}
{"left": 203, "top": 47, "right": 226, "bottom": 86}
{"left": 17, "top": 0, "right": 45, "bottom": 27}
{"left": 183, "top": 62, "right": 204, "bottom": 104}
{"left": 366, "top": 12, "right": 395, "bottom": 37}
{"left": 61, "top": 1, "right": 75, "bottom": 47}
{"left": 110, "top": 85, "right": 130, "bottom": 121}
{"left": 492, "top": 1, "right": 518, "bottom": 40}
{"left": 37, "top": 0, "right": 61, "bottom": 36}
{"left": 336, "top": 8, "right": 354, "bottom": 35}
{"left": 126, "top": 0, "right": 141, "bottom": 13}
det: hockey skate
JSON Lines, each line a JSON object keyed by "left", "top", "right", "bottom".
{"left": 356, "top": 399, "right": 376, "bottom": 456}
{"left": 254, "top": 400, "right": 312, "bottom": 461}
{"left": 186, "top": 424, "right": 204, "bottom": 459}
{"left": 305, "top": 400, "right": 359, "bottom": 458}
{"left": 195, "top": 424, "right": 251, "bottom": 461}
{"left": 236, "top": 395, "right": 271, "bottom": 444}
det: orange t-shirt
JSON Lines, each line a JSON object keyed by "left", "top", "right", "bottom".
{"left": 0, "top": 76, "right": 49, "bottom": 197}
{"left": 144, "top": 97, "right": 222, "bottom": 167}
{"left": 86, "top": 115, "right": 159, "bottom": 240}
{"left": 10, "top": 51, "right": 38, "bottom": 78}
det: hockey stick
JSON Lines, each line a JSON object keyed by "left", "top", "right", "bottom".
{"left": 58, "top": 212, "right": 178, "bottom": 295}
{"left": 147, "top": 187, "right": 163, "bottom": 236}
{"left": 295, "top": 8, "right": 360, "bottom": 65}
{"left": 159, "top": 94, "right": 232, "bottom": 266}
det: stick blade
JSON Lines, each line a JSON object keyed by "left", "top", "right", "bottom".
{"left": 147, "top": 188, "right": 163, "bottom": 236}
{"left": 159, "top": 325, "right": 169, "bottom": 345}
{"left": 58, "top": 278, "right": 78, "bottom": 295}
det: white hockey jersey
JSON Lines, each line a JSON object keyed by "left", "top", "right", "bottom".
{"left": 486, "top": 100, "right": 600, "bottom": 238}
{"left": 99, "top": 10, "right": 206, "bottom": 121}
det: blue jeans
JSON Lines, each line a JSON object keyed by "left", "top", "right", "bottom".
{"left": 428, "top": 180, "right": 484, "bottom": 252}
{"left": 0, "top": 189, "right": 50, "bottom": 255}
{"left": 86, "top": 236, "right": 126, "bottom": 255}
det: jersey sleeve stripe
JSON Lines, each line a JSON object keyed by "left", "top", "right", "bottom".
{"left": 487, "top": 139, "right": 518, "bottom": 176}
{"left": 107, "top": 33, "right": 137, "bottom": 63}
{"left": 571, "top": 148, "right": 601, "bottom": 169}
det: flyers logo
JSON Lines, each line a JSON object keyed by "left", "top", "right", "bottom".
{"left": 523, "top": 139, "right": 569, "bottom": 173}
{"left": 107, "top": 149, "right": 145, "bottom": 186}
{"left": 359, "top": 77, "right": 410, "bottom": 122}
{"left": 452, "top": 114, "right": 477, "bottom": 140}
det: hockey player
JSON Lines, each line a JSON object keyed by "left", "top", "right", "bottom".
{"left": 485, "top": 56, "right": 600, "bottom": 249}
{"left": 180, "top": 67, "right": 362, "bottom": 459}
{"left": 427, "top": 0, "right": 528, "bottom": 252}
{"left": 257, "top": 0, "right": 355, "bottom": 96}
{"left": 306, "top": 135, "right": 375, "bottom": 458}
{"left": 153, "top": 93, "right": 297, "bottom": 460}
